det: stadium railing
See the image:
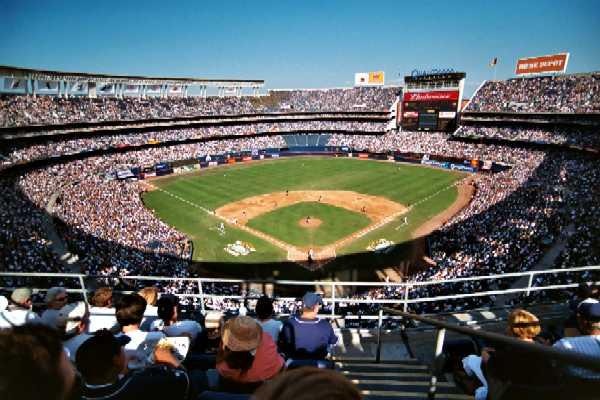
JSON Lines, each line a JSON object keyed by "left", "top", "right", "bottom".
{"left": 1, "top": 265, "right": 598, "bottom": 315}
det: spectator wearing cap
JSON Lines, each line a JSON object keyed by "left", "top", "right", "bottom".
{"left": 150, "top": 294, "right": 202, "bottom": 341}
{"left": 56, "top": 301, "right": 91, "bottom": 361}
{"left": 41, "top": 287, "right": 68, "bottom": 328}
{"left": 279, "top": 292, "right": 338, "bottom": 360}
{"left": 0, "top": 287, "right": 40, "bottom": 328}
{"left": 216, "top": 316, "right": 284, "bottom": 387}
{"left": 115, "top": 293, "right": 165, "bottom": 370}
{"left": 76, "top": 329, "right": 192, "bottom": 400}
{"left": 88, "top": 287, "right": 118, "bottom": 333}
{"left": 254, "top": 296, "right": 282, "bottom": 343}
{"left": 0, "top": 324, "right": 77, "bottom": 400}
{"left": 554, "top": 302, "right": 600, "bottom": 380}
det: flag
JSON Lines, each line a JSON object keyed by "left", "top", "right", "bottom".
{"left": 489, "top": 57, "right": 498, "bottom": 67}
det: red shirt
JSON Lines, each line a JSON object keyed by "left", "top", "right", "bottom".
{"left": 217, "top": 332, "right": 284, "bottom": 383}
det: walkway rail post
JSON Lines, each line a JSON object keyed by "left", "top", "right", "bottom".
{"left": 375, "top": 308, "right": 383, "bottom": 363}
{"left": 428, "top": 327, "right": 446, "bottom": 399}
{"left": 197, "top": 278, "right": 206, "bottom": 314}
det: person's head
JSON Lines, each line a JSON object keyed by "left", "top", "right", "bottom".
{"left": 90, "top": 287, "right": 113, "bottom": 308}
{"left": 255, "top": 295, "right": 274, "bottom": 321}
{"left": 45, "top": 287, "right": 68, "bottom": 310}
{"left": 137, "top": 287, "right": 159, "bottom": 306}
{"left": 253, "top": 367, "right": 362, "bottom": 400}
{"left": 57, "top": 301, "right": 90, "bottom": 336}
{"left": 115, "top": 294, "right": 147, "bottom": 328}
{"left": 218, "top": 316, "right": 262, "bottom": 373}
{"left": 0, "top": 324, "right": 77, "bottom": 400}
{"left": 75, "top": 329, "right": 130, "bottom": 385}
{"left": 10, "top": 287, "right": 33, "bottom": 309}
{"left": 507, "top": 309, "right": 541, "bottom": 340}
{"left": 157, "top": 294, "right": 178, "bottom": 325}
{"left": 577, "top": 302, "right": 600, "bottom": 335}
{"left": 302, "top": 292, "right": 322, "bottom": 315}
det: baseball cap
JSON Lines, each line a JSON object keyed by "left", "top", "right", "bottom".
{"left": 302, "top": 292, "right": 323, "bottom": 308}
{"left": 57, "top": 301, "right": 89, "bottom": 334}
{"left": 75, "top": 330, "right": 131, "bottom": 381}
{"left": 222, "top": 316, "right": 262, "bottom": 352}
{"left": 0, "top": 295, "right": 8, "bottom": 311}
{"left": 579, "top": 302, "right": 600, "bottom": 321}
{"left": 10, "top": 287, "right": 32, "bottom": 304}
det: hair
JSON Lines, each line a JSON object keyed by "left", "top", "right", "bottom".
{"left": 138, "top": 287, "right": 159, "bottom": 306}
{"left": 255, "top": 295, "right": 274, "bottom": 320}
{"left": 217, "top": 346, "right": 255, "bottom": 373}
{"left": 507, "top": 309, "right": 541, "bottom": 340}
{"left": 253, "top": 367, "right": 362, "bottom": 400}
{"left": 156, "top": 295, "right": 177, "bottom": 325}
{"left": 0, "top": 324, "right": 69, "bottom": 400}
{"left": 75, "top": 330, "right": 122, "bottom": 383}
{"left": 115, "top": 294, "right": 147, "bottom": 327}
{"left": 91, "top": 287, "right": 113, "bottom": 307}
{"left": 45, "top": 287, "right": 67, "bottom": 304}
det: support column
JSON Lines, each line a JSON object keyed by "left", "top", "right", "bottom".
{"left": 57, "top": 81, "right": 62, "bottom": 98}
{"left": 64, "top": 81, "right": 70, "bottom": 98}
{"left": 31, "top": 79, "right": 37, "bottom": 98}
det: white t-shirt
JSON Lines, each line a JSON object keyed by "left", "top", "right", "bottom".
{"left": 63, "top": 333, "right": 92, "bottom": 361}
{"left": 258, "top": 318, "right": 283, "bottom": 343}
{"left": 150, "top": 319, "right": 202, "bottom": 341}
{"left": 0, "top": 309, "right": 40, "bottom": 328}
{"left": 87, "top": 306, "right": 118, "bottom": 333}
{"left": 119, "top": 329, "right": 165, "bottom": 369}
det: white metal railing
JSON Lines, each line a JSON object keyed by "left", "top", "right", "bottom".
{"left": 1, "top": 265, "right": 598, "bottom": 315}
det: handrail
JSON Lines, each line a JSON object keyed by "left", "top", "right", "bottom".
{"left": 383, "top": 308, "right": 600, "bottom": 372}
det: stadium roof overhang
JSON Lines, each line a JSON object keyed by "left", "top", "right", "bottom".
{"left": 0, "top": 65, "right": 264, "bottom": 88}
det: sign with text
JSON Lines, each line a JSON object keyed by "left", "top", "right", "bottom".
{"left": 403, "top": 90, "right": 459, "bottom": 102}
{"left": 515, "top": 53, "right": 569, "bottom": 76}
{"left": 355, "top": 71, "right": 385, "bottom": 86}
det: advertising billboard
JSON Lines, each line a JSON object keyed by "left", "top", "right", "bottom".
{"left": 403, "top": 90, "right": 459, "bottom": 102}
{"left": 515, "top": 53, "right": 569, "bottom": 76}
{"left": 354, "top": 71, "right": 385, "bottom": 86}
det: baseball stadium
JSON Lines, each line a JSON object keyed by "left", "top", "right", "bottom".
{"left": 1, "top": 2, "right": 600, "bottom": 399}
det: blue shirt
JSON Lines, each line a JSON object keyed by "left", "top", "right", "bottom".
{"left": 280, "top": 316, "right": 337, "bottom": 359}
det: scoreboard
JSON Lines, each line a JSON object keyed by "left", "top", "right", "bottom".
{"left": 400, "top": 71, "right": 466, "bottom": 132}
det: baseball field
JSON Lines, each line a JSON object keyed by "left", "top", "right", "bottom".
{"left": 141, "top": 156, "right": 470, "bottom": 276}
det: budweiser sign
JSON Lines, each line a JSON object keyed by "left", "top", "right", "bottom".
{"left": 515, "top": 53, "right": 569, "bottom": 76}
{"left": 403, "top": 91, "right": 459, "bottom": 102}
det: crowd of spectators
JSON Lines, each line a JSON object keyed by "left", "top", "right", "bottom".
{"left": 454, "top": 125, "right": 600, "bottom": 149}
{"left": 464, "top": 73, "right": 600, "bottom": 113}
{"left": 1, "top": 121, "right": 385, "bottom": 169}
{"left": 0, "top": 86, "right": 398, "bottom": 128}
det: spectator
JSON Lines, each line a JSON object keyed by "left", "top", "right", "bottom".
{"left": 88, "top": 287, "right": 118, "bottom": 333}
{"left": 41, "top": 286, "right": 68, "bottom": 327}
{"left": 279, "top": 292, "right": 338, "bottom": 360}
{"left": 254, "top": 295, "right": 282, "bottom": 343}
{"left": 76, "top": 329, "right": 191, "bottom": 400}
{"left": 553, "top": 302, "right": 600, "bottom": 380}
{"left": 0, "top": 287, "right": 40, "bottom": 328}
{"left": 115, "top": 293, "right": 165, "bottom": 369}
{"left": 57, "top": 301, "right": 92, "bottom": 361}
{"left": 138, "top": 286, "right": 159, "bottom": 331}
{"left": 151, "top": 294, "right": 202, "bottom": 341}
{"left": 0, "top": 324, "right": 77, "bottom": 400}
{"left": 216, "top": 316, "right": 284, "bottom": 387}
{"left": 253, "top": 367, "right": 362, "bottom": 400}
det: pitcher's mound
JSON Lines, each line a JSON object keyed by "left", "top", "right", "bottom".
{"left": 298, "top": 218, "right": 322, "bottom": 229}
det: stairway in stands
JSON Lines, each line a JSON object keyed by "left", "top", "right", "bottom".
{"left": 335, "top": 360, "right": 471, "bottom": 400}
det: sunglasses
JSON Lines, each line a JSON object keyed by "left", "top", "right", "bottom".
{"left": 54, "top": 296, "right": 68, "bottom": 302}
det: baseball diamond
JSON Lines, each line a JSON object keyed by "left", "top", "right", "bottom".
{"left": 142, "top": 156, "right": 467, "bottom": 268}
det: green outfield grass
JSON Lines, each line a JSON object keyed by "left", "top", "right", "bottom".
{"left": 247, "top": 201, "right": 371, "bottom": 247}
{"left": 142, "top": 156, "right": 465, "bottom": 266}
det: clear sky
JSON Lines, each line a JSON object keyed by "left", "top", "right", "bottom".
{"left": 1, "top": 0, "right": 599, "bottom": 96}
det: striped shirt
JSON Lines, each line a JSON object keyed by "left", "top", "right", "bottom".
{"left": 553, "top": 334, "right": 600, "bottom": 380}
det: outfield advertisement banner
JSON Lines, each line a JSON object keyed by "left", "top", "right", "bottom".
{"left": 515, "top": 53, "right": 569, "bottom": 76}
{"left": 403, "top": 91, "right": 459, "bottom": 102}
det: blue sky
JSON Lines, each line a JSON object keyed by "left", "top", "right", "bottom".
{"left": 1, "top": 0, "right": 599, "bottom": 95}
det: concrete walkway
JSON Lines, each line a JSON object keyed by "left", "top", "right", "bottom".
{"left": 42, "top": 191, "right": 81, "bottom": 273}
